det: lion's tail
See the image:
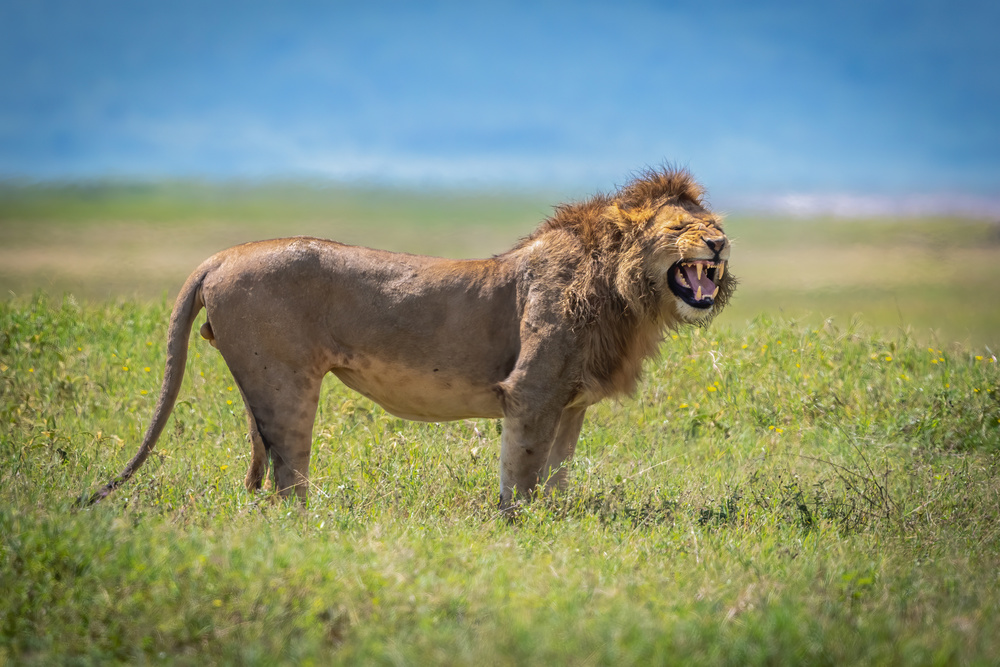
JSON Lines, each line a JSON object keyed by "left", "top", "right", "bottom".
{"left": 81, "top": 268, "right": 209, "bottom": 506}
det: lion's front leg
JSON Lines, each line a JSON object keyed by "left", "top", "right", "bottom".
{"left": 497, "top": 285, "right": 584, "bottom": 512}
{"left": 498, "top": 405, "right": 587, "bottom": 511}
{"left": 542, "top": 406, "right": 587, "bottom": 493}
{"left": 498, "top": 406, "right": 562, "bottom": 510}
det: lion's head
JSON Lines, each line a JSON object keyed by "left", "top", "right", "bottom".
{"left": 534, "top": 166, "right": 735, "bottom": 327}
{"left": 617, "top": 170, "right": 734, "bottom": 324}
{"left": 521, "top": 167, "right": 736, "bottom": 397}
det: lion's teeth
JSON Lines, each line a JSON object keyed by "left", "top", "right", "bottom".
{"left": 696, "top": 263, "right": 703, "bottom": 281}
{"left": 712, "top": 286, "right": 719, "bottom": 298}
{"left": 718, "top": 263, "right": 725, "bottom": 280}
{"left": 696, "top": 285, "right": 703, "bottom": 300}
{"left": 678, "top": 272, "right": 689, "bottom": 288}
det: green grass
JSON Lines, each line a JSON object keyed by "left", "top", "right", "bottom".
{"left": 2, "top": 294, "right": 999, "bottom": 664}
{"left": 714, "top": 214, "right": 1000, "bottom": 350}
{"left": 2, "top": 183, "right": 1000, "bottom": 662}
{"left": 0, "top": 181, "right": 553, "bottom": 301}
{"left": 3, "top": 181, "right": 999, "bottom": 347}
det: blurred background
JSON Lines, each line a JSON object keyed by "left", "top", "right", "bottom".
{"left": 1, "top": 0, "right": 998, "bottom": 347}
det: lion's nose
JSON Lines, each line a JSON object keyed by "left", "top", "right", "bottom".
{"left": 704, "top": 236, "right": 726, "bottom": 252}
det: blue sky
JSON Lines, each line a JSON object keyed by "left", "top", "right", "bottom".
{"left": 1, "top": 0, "right": 997, "bottom": 195}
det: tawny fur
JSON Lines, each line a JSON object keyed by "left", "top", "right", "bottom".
{"left": 82, "top": 167, "right": 735, "bottom": 511}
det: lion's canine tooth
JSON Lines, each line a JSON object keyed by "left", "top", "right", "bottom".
{"left": 696, "top": 263, "right": 703, "bottom": 281}
{"left": 712, "top": 286, "right": 719, "bottom": 298}
{"left": 718, "top": 263, "right": 725, "bottom": 280}
{"left": 696, "top": 285, "right": 703, "bottom": 300}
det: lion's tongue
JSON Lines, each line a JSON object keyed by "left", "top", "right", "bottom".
{"left": 682, "top": 264, "right": 716, "bottom": 300}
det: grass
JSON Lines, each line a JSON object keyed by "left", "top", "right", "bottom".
{"left": 0, "top": 181, "right": 552, "bottom": 300}
{"left": 714, "top": 214, "right": 1000, "bottom": 349}
{"left": 2, "top": 183, "right": 1000, "bottom": 662}
{"left": 3, "top": 181, "right": 999, "bottom": 347}
{"left": 2, "top": 293, "right": 999, "bottom": 664}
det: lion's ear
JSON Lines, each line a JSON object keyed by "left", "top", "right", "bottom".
{"left": 607, "top": 204, "right": 628, "bottom": 230}
{"left": 608, "top": 203, "right": 653, "bottom": 230}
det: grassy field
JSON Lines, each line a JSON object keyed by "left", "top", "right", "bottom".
{"left": 1, "top": 183, "right": 999, "bottom": 663}
{"left": 0, "top": 182, "right": 554, "bottom": 300}
{"left": 2, "top": 182, "right": 999, "bottom": 349}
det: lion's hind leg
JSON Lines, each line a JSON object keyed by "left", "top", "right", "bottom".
{"left": 223, "top": 359, "right": 324, "bottom": 505}
{"left": 241, "top": 387, "right": 270, "bottom": 492}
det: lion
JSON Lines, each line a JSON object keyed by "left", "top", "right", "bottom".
{"left": 84, "top": 167, "right": 734, "bottom": 510}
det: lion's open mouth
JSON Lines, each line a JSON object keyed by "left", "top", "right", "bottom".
{"left": 667, "top": 259, "right": 725, "bottom": 309}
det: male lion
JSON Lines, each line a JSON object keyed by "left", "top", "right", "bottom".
{"left": 85, "top": 167, "right": 734, "bottom": 510}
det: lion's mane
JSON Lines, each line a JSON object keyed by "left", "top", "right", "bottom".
{"left": 517, "top": 167, "right": 736, "bottom": 399}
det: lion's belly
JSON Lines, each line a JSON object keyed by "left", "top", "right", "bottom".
{"left": 330, "top": 362, "right": 505, "bottom": 422}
